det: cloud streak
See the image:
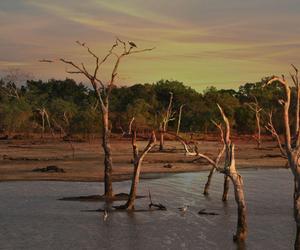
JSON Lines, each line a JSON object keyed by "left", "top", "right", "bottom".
{"left": 0, "top": 0, "right": 299, "bottom": 90}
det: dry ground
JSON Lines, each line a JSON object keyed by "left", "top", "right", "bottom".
{"left": 0, "top": 136, "right": 286, "bottom": 182}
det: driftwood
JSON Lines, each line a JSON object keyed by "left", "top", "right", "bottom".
{"left": 32, "top": 165, "right": 65, "bottom": 173}
{"left": 0, "top": 135, "right": 8, "bottom": 140}
{"left": 3, "top": 155, "right": 65, "bottom": 161}
{"left": 198, "top": 209, "right": 219, "bottom": 216}
{"left": 148, "top": 190, "right": 167, "bottom": 210}
{"left": 163, "top": 163, "right": 174, "bottom": 168}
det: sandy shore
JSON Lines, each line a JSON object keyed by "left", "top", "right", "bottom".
{"left": 0, "top": 137, "right": 286, "bottom": 182}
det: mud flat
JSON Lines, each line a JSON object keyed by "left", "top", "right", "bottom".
{"left": 0, "top": 139, "right": 286, "bottom": 182}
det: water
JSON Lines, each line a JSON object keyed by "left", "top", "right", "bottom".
{"left": 0, "top": 169, "right": 294, "bottom": 250}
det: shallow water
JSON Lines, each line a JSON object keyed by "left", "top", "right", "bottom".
{"left": 0, "top": 169, "right": 295, "bottom": 250}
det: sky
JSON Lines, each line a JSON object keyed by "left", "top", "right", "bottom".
{"left": 1, "top": 0, "right": 300, "bottom": 90}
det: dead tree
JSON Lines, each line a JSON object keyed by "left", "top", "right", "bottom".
{"left": 265, "top": 111, "right": 287, "bottom": 157}
{"left": 0, "top": 69, "right": 31, "bottom": 100}
{"left": 201, "top": 121, "right": 226, "bottom": 196}
{"left": 119, "top": 131, "right": 156, "bottom": 210}
{"left": 128, "top": 117, "right": 135, "bottom": 135}
{"left": 245, "top": 96, "right": 263, "bottom": 149}
{"left": 266, "top": 65, "right": 300, "bottom": 249}
{"left": 196, "top": 104, "right": 247, "bottom": 242}
{"left": 35, "top": 108, "right": 53, "bottom": 139}
{"left": 176, "top": 104, "right": 185, "bottom": 135}
{"left": 43, "top": 39, "right": 154, "bottom": 197}
{"left": 159, "top": 92, "right": 175, "bottom": 151}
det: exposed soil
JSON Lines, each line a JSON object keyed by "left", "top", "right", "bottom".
{"left": 0, "top": 136, "right": 286, "bottom": 182}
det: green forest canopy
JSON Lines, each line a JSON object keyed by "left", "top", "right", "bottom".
{"left": 0, "top": 76, "right": 290, "bottom": 136}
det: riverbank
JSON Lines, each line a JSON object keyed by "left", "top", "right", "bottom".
{"left": 0, "top": 138, "right": 286, "bottom": 182}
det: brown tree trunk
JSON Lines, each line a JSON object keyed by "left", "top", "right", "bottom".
{"left": 159, "top": 130, "right": 164, "bottom": 151}
{"left": 222, "top": 175, "right": 230, "bottom": 201}
{"left": 294, "top": 173, "right": 300, "bottom": 249}
{"left": 125, "top": 161, "right": 141, "bottom": 209}
{"left": 102, "top": 109, "right": 113, "bottom": 198}
{"left": 229, "top": 172, "right": 247, "bottom": 242}
{"left": 203, "top": 167, "right": 215, "bottom": 195}
{"left": 123, "top": 131, "right": 156, "bottom": 210}
{"left": 292, "top": 157, "right": 300, "bottom": 249}
{"left": 256, "top": 113, "right": 261, "bottom": 149}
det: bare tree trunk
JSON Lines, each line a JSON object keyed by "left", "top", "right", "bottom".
{"left": 102, "top": 110, "right": 113, "bottom": 197}
{"left": 294, "top": 171, "right": 300, "bottom": 249}
{"left": 41, "top": 113, "right": 45, "bottom": 139}
{"left": 125, "top": 160, "right": 141, "bottom": 210}
{"left": 222, "top": 175, "right": 230, "bottom": 201}
{"left": 230, "top": 171, "right": 247, "bottom": 241}
{"left": 256, "top": 112, "right": 261, "bottom": 149}
{"left": 290, "top": 156, "right": 300, "bottom": 250}
{"left": 159, "top": 92, "right": 174, "bottom": 151}
{"left": 246, "top": 100, "right": 262, "bottom": 149}
{"left": 203, "top": 167, "right": 215, "bottom": 195}
{"left": 176, "top": 104, "right": 185, "bottom": 135}
{"left": 159, "top": 129, "right": 164, "bottom": 151}
{"left": 217, "top": 105, "right": 247, "bottom": 241}
{"left": 267, "top": 71, "right": 300, "bottom": 248}
{"left": 128, "top": 117, "right": 135, "bottom": 135}
{"left": 123, "top": 131, "right": 156, "bottom": 210}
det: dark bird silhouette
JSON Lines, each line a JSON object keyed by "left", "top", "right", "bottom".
{"left": 39, "top": 59, "right": 53, "bottom": 63}
{"left": 128, "top": 41, "right": 137, "bottom": 48}
{"left": 76, "top": 41, "right": 85, "bottom": 46}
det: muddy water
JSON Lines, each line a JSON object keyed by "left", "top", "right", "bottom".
{"left": 0, "top": 169, "right": 294, "bottom": 250}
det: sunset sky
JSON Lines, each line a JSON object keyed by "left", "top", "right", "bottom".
{"left": 1, "top": 0, "right": 300, "bottom": 90}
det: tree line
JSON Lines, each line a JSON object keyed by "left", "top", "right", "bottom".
{"left": 0, "top": 75, "right": 288, "bottom": 137}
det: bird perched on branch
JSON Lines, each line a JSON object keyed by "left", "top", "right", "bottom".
{"left": 76, "top": 40, "right": 86, "bottom": 47}
{"left": 128, "top": 41, "right": 137, "bottom": 48}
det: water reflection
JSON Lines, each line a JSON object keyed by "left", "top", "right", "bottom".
{"left": 0, "top": 169, "right": 295, "bottom": 249}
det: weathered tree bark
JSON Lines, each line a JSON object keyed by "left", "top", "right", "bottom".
{"left": 102, "top": 109, "right": 113, "bottom": 197}
{"left": 291, "top": 157, "right": 300, "bottom": 249}
{"left": 203, "top": 167, "right": 215, "bottom": 195}
{"left": 227, "top": 144, "right": 247, "bottom": 242}
{"left": 218, "top": 104, "right": 247, "bottom": 241}
{"left": 255, "top": 111, "right": 261, "bottom": 149}
{"left": 159, "top": 125, "right": 165, "bottom": 151}
{"left": 123, "top": 131, "right": 156, "bottom": 210}
{"left": 222, "top": 175, "right": 230, "bottom": 201}
{"left": 196, "top": 105, "right": 247, "bottom": 241}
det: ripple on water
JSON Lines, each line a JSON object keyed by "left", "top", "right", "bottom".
{"left": 0, "top": 169, "right": 295, "bottom": 250}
